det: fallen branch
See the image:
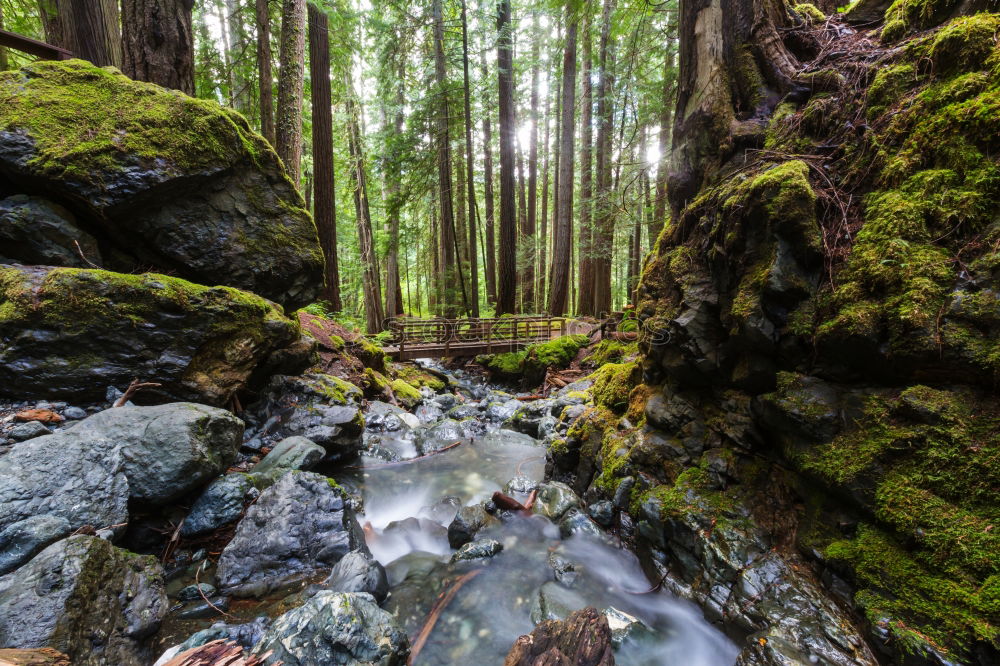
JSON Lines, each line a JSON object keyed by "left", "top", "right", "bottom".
{"left": 343, "top": 440, "right": 464, "bottom": 470}
{"left": 491, "top": 489, "right": 537, "bottom": 516}
{"left": 114, "top": 379, "right": 162, "bottom": 407}
{"left": 73, "top": 240, "right": 102, "bottom": 269}
{"left": 516, "top": 394, "right": 544, "bottom": 401}
{"left": 408, "top": 569, "right": 482, "bottom": 665}
{"left": 194, "top": 558, "right": 234, "bottom": 620}
{"left": 162, "top": 639, "right": 276, "bottom": 666}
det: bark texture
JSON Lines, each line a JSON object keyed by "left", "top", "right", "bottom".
{"left": 256, "top": 0, "right": 275, "bottom": 144}
{"left": 275, "top": 0, "right": 306, "bottom": 184}
{"left": 39, "top": 0, "right": 121, "bottom": 67}
{"left": 496, "top": 0, "right": 517, "bottom": 314}
{"left": 122, "top": 0, "right": 195, "bottom": 95}
{"left": 504, "top": 607, "right": 614, "bottom": 666}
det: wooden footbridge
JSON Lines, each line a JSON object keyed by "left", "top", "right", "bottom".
{"left": 384, "top": 316, "right": 571, "bottom": 361}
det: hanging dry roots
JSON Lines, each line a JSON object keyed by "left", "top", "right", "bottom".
{"left": 113, "top": 378, "right": 162, "bottom": 407}
{"left": 161, "top": 639, "right": 279, "bottom": 666}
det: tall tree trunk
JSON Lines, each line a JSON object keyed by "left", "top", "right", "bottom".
{"left": 275, "top": 0, "right": 306, "bottom": 184}
{"left": 384, "top": 49, "right": 405, "bottom": 318}
{"left": 308, "top": 2, "right": 340, "bottom": 310}
{"left": 226, "top": 0, "right": 251, "bottom": 113}
{"left": 256, "top": 0, "right": 274, "bottom": 144}
{"left": 547, "top": 7, "right": 577, "bottom": 316}
{"left": 0, "top": 5, "right": 7, "bottom": 71}
{"left": 495, "top": 0, "right": 517, "bottom": 314}
{"left": 576, "top": 5, "right": 595, "bottom": 315}
{"left": 538, "top": 60, "right": 552, "bottom": 309}
{"left": 345, "top": 74, "right": 384, "bottom": 334}
{"left": 479, "top": 32, "right": 497, "bottom": 305}
{"left": 592, "top": 0, "right": 617, "bottom": 315}
{"left": 212, "top": 0, "right": 235, "bottom": 105}
{"left": 526, "top": 11, "right": 540, "bottom": 314}
{"left": 41, "top": 0, "right": 121, "bottom": 67}
{"left": 432, "top": 0, "right": 463, "bottom": 317}
{"left": 461, "top": 0, "right": 480, "bottom": 317}
{"left": 517, "top": 147, "right": 531, "bottom": 311}
{"left": 121, "top": 0, "right": 195, "bottom": 94}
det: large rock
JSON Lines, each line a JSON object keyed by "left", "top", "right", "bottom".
{"left": 0, "top": 430, "right": 128, "bottom": 575}
{"left": 250, "top": 591, "right": 409, "bottom": 665}
{"left": 0, "top": 60, "right": 323, "bottom": 309}
{"left": 0, "top": 535, "right": 168, "bottom": 666}
{"left": 0, "top": 194, "right": 101, "bottom": 267}
{"left": 321, "top": 550, "right": 389, "bottom": 603}
{"left": 180, "top": 473, "right": 254, "bottom": 537}
{"left": 217, "top": 471, "right": 368, "bottom": 597}
{"left": 68, "top": 403, "right": 242, "bottom": 504}
{"left": 249, "top": 435, "right": 325, "bottom": 486}
{"left": 0, "top": 265, "right": 309, "bottom": 404}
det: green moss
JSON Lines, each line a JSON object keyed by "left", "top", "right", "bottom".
{"left": 589, "top": 362, "right": 641, "bottom": 412}
{"left": 0, "top": 59, "right": 270, "bottom": 179}
{"left": 881, "top": 0, "right": 960, "bottom": 43}
{"left": 583, "top": 339, "right": 639, "bottom": 367}
{"left": 362, "top": 368, "right": 391, "bottom": 396}
{"left": 312, "top": 374, "right": 362, "bottom": 404}
{"left": 395, "top": 364, "right": 446, "bottom": 391}
{"left": 525, "top": 334, "right": 590, "bottom": 369}
{"left": 793, "top": 3, "right": 826, "bottom": 22}
{"left": 920, "top": 13, "right": 1000, "bottom": 74}
{"left": 868, "top": 63, "right": 919, "bottom": 117}
{"left": 390, "top": 378, "right": 422, "bottom": 408}
{"left": 485, "top": 351, "right": 526, "bottom": 377}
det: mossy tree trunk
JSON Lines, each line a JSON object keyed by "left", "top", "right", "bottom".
{"left": 121, "top": 0, "right": 195, "bottom": 95}
{"left": 275, "top": 0, "right": 305, "bottom": 185}
{"left": 255, "top": 0, "right": 275, "bottom": 145}
{"left": 307, "top": 1, "right": 340, "bottom": 311}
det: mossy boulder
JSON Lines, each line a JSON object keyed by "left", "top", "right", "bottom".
{"left": 0, "top": 265, "right": 308, "bottom": 404}
{"left": 0, "top": 60, "right": 323, "bottom": 309}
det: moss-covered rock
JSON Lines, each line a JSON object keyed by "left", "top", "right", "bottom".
{"left": 0, "top": 60, "right": 323, "bottom": 309}
{"left": 589, "top": 362, "right": 641, "bottom": 412}
{"left": 0, "top": 265, "right": 306, "bottom": 404}
{"left": 394, "top": 364, "right": 447, "bottom": 392}
{"left": 390, "top": 378, "right": 422, "bottom": 409}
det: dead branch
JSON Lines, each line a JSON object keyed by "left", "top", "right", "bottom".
{"left": 161, "top": 639, "right": 277, "bottom": 666}
{"left": 113, "top": 379, "right": 162, "bottom": 407}
{"left": 73, "top": 240, "right": 102, "bottom": 269}
{"left": 408, "top": 569, "right": 483, "bottom": 665}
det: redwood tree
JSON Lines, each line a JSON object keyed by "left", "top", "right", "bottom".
{"left": 256, "top": 0, "right": 275, "bottom": 144}
{"left": 40, "top": 0, "right": 121, "bottom": 67}
{"left": 122, "top": 0, "right": 195, "bottom": 94}
{"left": 496, "top": 0, "right": 517, "bottom": 314}
{"left": 275, "top": 0, "right": 306, "bottom": 184}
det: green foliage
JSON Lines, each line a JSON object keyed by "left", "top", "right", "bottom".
{"left": 583, "top": 339, "right": 639, "bottom": 366}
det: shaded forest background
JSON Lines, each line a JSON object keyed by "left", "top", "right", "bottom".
{"left": 0, "top": 0, "right": 678, "bottom": 328}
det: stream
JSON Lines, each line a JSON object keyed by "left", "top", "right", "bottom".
{"left": 333, "top": 364, "right": 738, "bottom": 665}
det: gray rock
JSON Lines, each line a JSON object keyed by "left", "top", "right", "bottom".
{"left": 0, "top": 535, "right": 167, "bottom": 666}
{"left": 181, "top": 474, "right": 254, "bottom": 537}
{"left": 486, "top": 398, "right": 521, "bottom": 422}
{"left": 559, "top": 509, "right": 604, "bottom": 539}
{"left": 175, "top": 597, "right": 230, "bottom": 620}
{"left": 250, "top": 591, "right": 409, "bottom": 665}
{"left": 547, "top": 552, "right": 579, "bottom": 586}
{"left": 177, "top": 617, "right": 271, "bottom": 652}
{"left": 447, "top": 504, "right": 498, "bottom": 548}
{"left": 446, "top": 403, "right": 480, "bottom": 420}
{"left": 588, "top": 500, "right": 615, "bottom": 527}
{"left": 62, "top": 406, "right": 88, "bottom": 420}
{"left": 504, "top": 475, "right": 539, "bottom": 495}
{"left": 532, "top": 481, "right": 582, "bottom": 522}
{"left": 0, "top": 60, "right": 323, "bottom": 309}
{"left": 250, "top": 436, "right": 325, "bottom": 486}
{"left": 451, "top": 538, "right": 503, "bottom": 562}
{"left": 322, "top": 550, "right": 389, "bottom": 603}
{"left": 603, "top": 607, "right": 656, "bottom": 649}
{"left": 0, "top": 427, "right": 128, "bottom": 574}
{"left": 79, "top": 403, "right": 242, "bottom": 505}
{"left": 504, "top": 399, "right": 557, "bottom": 437}
{"left": 217, "top": 471, "right": 368, "bottom": 597}
{"left": 178, "top": 583, "right": 217, "bottom": 601}
{"left": 9, "top": 420, "right": 50, "bottom": 441}
{"left": 0, "top": 194, "right": 102, "bottom": 268}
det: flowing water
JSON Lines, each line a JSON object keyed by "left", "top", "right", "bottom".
{"left": 333, "top": 365, "right": 739, "bottom": 666}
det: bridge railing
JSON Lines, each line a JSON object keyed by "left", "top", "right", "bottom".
{"left": 385, "top": 316, "right": 566, "bottom": 356}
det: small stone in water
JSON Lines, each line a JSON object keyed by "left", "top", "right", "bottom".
{"left": 451, "top": 538, "right": 503, "bottom": 562}
{"left": 9, "top": 421, "right": 51, "bottom": 441}
{"left": 178, "top": 582, "right": 217, "bottom": 601}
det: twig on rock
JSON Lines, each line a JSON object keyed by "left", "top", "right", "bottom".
{"left": 114, "top": 378, "right": 162, "bottom": 407}
{"left": 73, "top": 240, "right": 102, "bottom": 269}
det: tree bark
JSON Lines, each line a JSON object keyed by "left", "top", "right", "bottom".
{"left": 122, "top": 0, "right": 195, "bottom": 95}
{"left": 383, "top": 41, "right": 405, "bottom": 318}
{"left": 275, "top": 0, "right": 306, "bottom": 184}
{"left": 591, "top": 0, "right": 617, "bottom": 316}
{"left": 576, "top": 5, "right": 595, "bottom": 315}
{"left": 226, "top": 0, "right": 251, "bottom": 113}
{"left": 345, "top": 74, "right": 384, "bottom": 334}
{"left": 479, "top": 24, "right": 497, "bottom": 305}
{"left": 308, "top": 2, "right": 340, "bottom": 310}
{"left": 495, "top": 0, "right": 517, "bottom": 315}
{"left": 40, "top": 0, "right": 121, "bottom": 67}
{"left": 538, "top": 58, "right": 552, "bottom": 310}
{"left": 256, "top": 0, "right": 275, "bottom": 144}
{"left": 526, "top": 11, "right": 540, "bottom": 314}
{"left": 461, "top": 0, "right": 480, "bottom": 317}
{"left": 650, "top": 19, "right": 676, "bottom": 248}
{"left": 432, "top": 0, "right": 463, "bottom": 317}
{"left": 517, "top": 146, "right": 530, "bottom": 311}
{"left": 546, "top": 6, "right": 577, "bottom": 317}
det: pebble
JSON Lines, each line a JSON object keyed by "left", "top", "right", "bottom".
{"left": 178, "top": 582, "right": 217, "bottom": 601}
{"left": 10, "top": 421, "right": 51, "bottom": 441}
{"left": 62, "top": 406, "right": 87, "bottom": 420}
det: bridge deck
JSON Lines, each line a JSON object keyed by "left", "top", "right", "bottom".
{"left": 384, "top": 316, "right": 569, "bottom": 360}
{"left": 384, "top": 338, "right": 543, "bottom": 361}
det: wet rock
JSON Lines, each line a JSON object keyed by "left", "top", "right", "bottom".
{"left": 61, "top": 406, "right": 87, "bottom": 420}
{"left": 249, "top": 435, "right": 325, "bottom": 486}
{"left": 250, "top": 591, "right": 409, "bottom": 665}
{"left": 251, "top": 374, "right": 363, "bottom": 460}
{"left": 420, "top": 418, "right": 464, "bottom": 445}
{"left": 559, "top": 509, "right": 604, "bottom": 539}
{"left": 181, "top": 473, "right": 254, "bottom": 537}
{"left": 509, "top": 606, "right": 614, "bottom": 666}
{"left": 451, "top": 538, "right": 503, "bottom": 562}
{"left": 0, "top": 535, "right": 167, "bottom": 666}
{"left": 0, "top": 266, "right": 306, "bottom": 404}
{"left": 0, "top": 194, "right": 102, "bottom": 268}
{"left": 175, "top": 617, "right": 271, "bottom": 653}
{"left": 0, "top": 60, "right": 322, "bottom": 309}
{"left": 505, "top": 399, "right": 557, "bottom": 437}
{"left": 478, "top": 429, "right": 540, "bottom": 449}
{"left": 447, "top": 504, "right": 500, "bottom": 548}
{"left": 322, "top": 550, "right": 389, "bottom": 603}
{"left": 366, "top": 401, "right": 408, "bottom": 432}
{"left": 432, "top": 393, "right": 459, "bottom": 410}
{"left": 217, "top": 471, "right": 367, "bottom": 597}
{"left": 486, "top": 398, "right": 522, "bottom": 422}
{"left": 532, "top": 482, "right": 583, "bottom": 522}
{"left": 0, "top": 426, "right": 128, "bottom": 574}
{"left": 415, "top": 403, "right": 444, "bottom": 424}
{"left": 420, "top": 495, "right": 462, "bottom": 525}
{"left": 174, "top": 597, "right": 230, "bottom": 620}
{"left": 9, "top": 421, "right": 50, "bottom": 441}
{"left": 530, "top": 581, "right": 588, "bottom": 624}
{"left": 177, "top": 583, "right": 217, "bottom": 601}
{"left": 548, "top": 552, "right": 579, "bottom": 586}
{"left": 504, "top": 475, "right": 540, "bottom": 495}
{"left": 603, "top": 607, "right": 655, "bottom": 649}
{"left": 587, "top": 501, "right": 615, "bottom": 527}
